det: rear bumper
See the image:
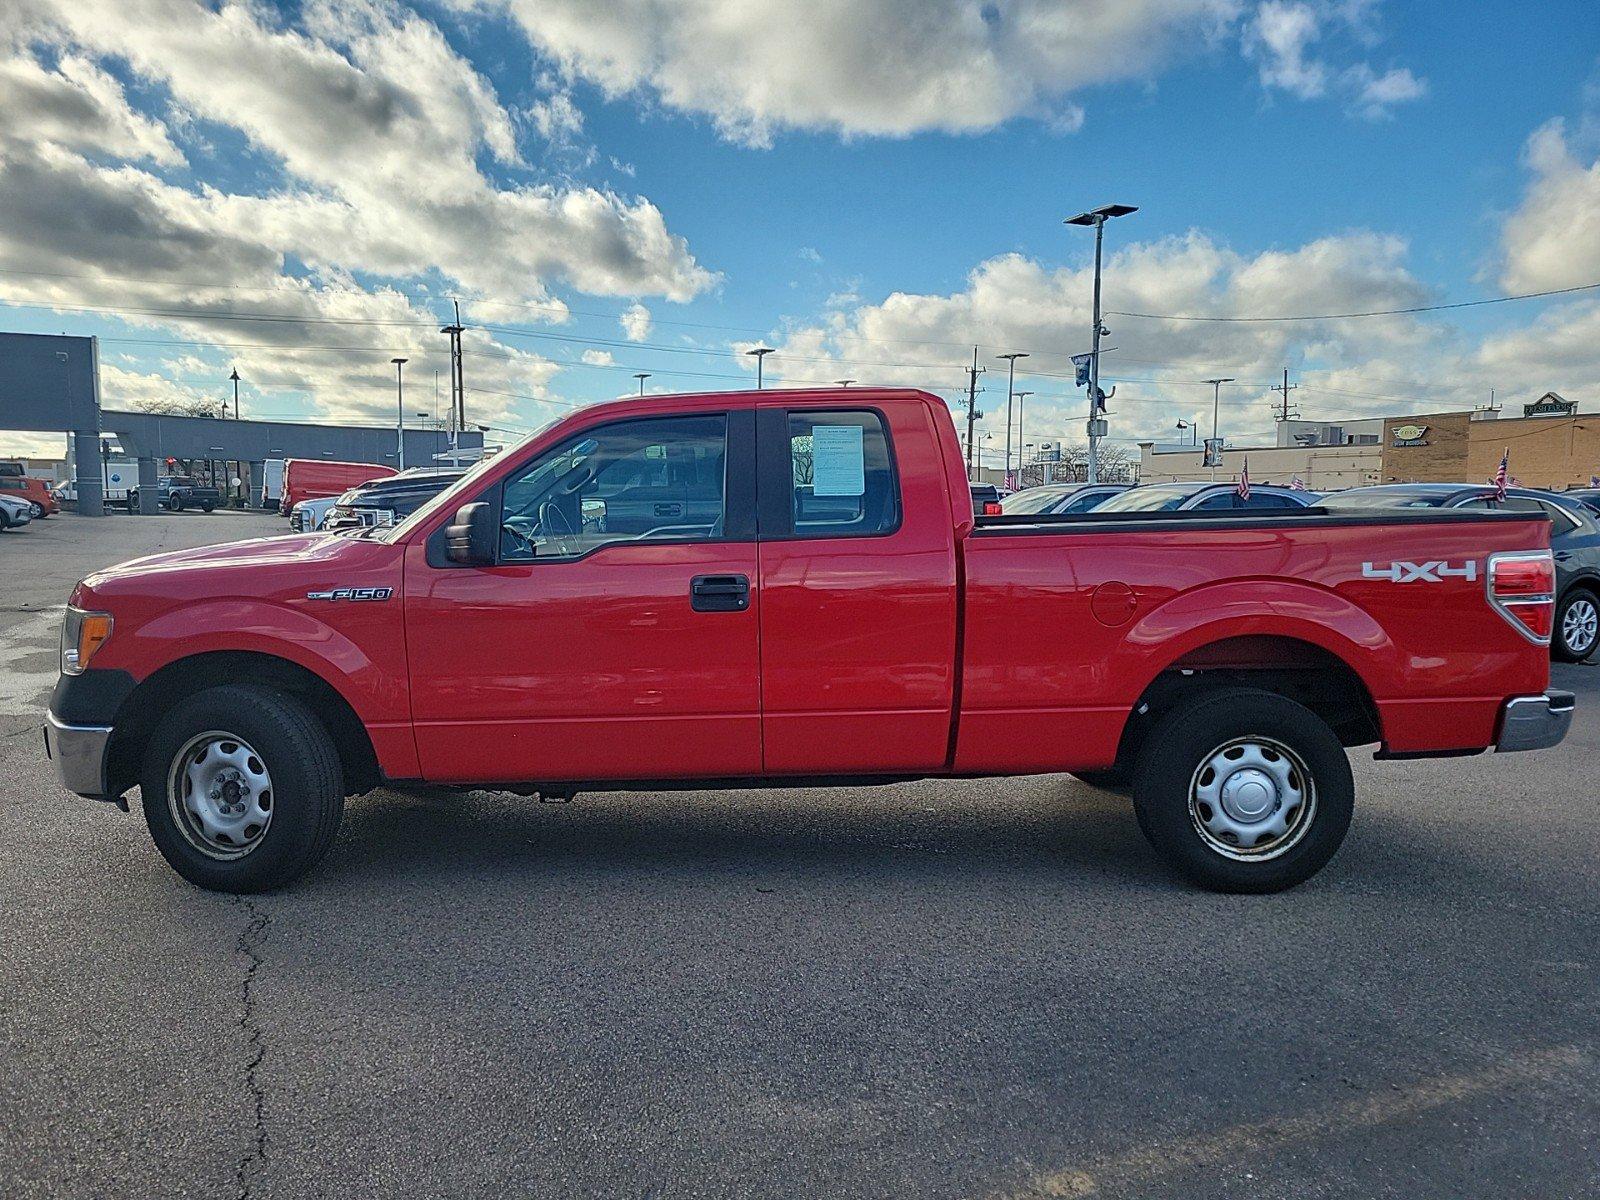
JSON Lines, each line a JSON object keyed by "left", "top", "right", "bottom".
{"left": 1495, "top": 690, "right": 1575, "bottom": 753}
{"left": 43, "top": 711, "right": 114, "bottom": 799}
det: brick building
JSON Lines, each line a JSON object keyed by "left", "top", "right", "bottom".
{"left": 1379, "top": 410, "right": 1600, "bottom": 489}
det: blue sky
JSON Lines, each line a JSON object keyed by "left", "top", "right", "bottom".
{"left": 2, "top": 0, "right": 1599, "bottom": 467}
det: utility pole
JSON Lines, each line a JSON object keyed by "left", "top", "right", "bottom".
{"left": 1275, "top": 368, "right": 1298, "bottom": 422}
{"left": 963, "top": 348, "right": 984, "bottom": 480}
{"left": 392, "top": 357, "right": 408, "bottom": 470}
{"left": 441, "top": 299, "right": 465, "bottom": 452}
{"left": 996, "top": 352, "right": 1028, "bottom": 480}
{"left": 1065, "top": 204, "right": 1137, "bottom": 484}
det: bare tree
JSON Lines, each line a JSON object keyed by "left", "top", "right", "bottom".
{"left": 127, "top": 397, "right": 227, "bottom": 418}
{"left": 1047, "top": 444, "right": 1135, "bottom": 484}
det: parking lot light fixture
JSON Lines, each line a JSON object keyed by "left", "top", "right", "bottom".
{"left": 634, "top": 372, "right": 651, "bottom": 395}
{"left": 1065, "top": 203, "right": 1138, "bottom": 483}
{"left": 746, "top": 347, "right": 774, "bottom": 389}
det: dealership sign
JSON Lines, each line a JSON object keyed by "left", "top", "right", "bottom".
{"left": 1391, "top": 424, "right": 1429, "bottom": 447}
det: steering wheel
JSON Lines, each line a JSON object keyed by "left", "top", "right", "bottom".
{"left": 536, "top": 500, "right": 581, "bottom": 558}
{"left": 501, "top": 516, "right": 538, "bottom": 558}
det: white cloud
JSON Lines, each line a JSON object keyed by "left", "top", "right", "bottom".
{"left": 11, "top": 0, "right": 713, "bottom": 303}
{"left": 0, "top": 53, "right": 182, "bottom": 164}
{"left": 620, "top": 302, "right": 652, "bottom": 341}
{"left": 580, "top": 348, "right": 614, "bottom": 366}
{"left": 475, "top": 0, "right": 1240, "bottom": 145}
{"left": 1245, "top": 0, "right": 1424, "bottom": 118}
{"left": 1501, "top": 118, "right": 1600, "bottom": 292}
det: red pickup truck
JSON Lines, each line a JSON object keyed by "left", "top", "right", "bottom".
{"left": 45, "top": 388, "right": 1572, "bottom": 894}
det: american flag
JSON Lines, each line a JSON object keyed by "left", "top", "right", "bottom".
{"left": 1289, "top": 475, "right": 1307, "bottom": 491}
{"left": 1493, "top": 448, "right": 1509, "bottom": 501}
{"left": 1236, "top": 458, "right": 1250, "bottom": 500}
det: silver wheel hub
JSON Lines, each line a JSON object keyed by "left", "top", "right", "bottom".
{"left": 1189, "top": 737, "right": 1316, "bottom": 861}
{"left": 167, "top": 732, "right": 274, "bottom": 860}
{"left": 1563, "top": 599, "right": 1596, "bottom": 652}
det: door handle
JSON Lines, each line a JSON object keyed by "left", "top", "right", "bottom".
{"left": 690, "top": 574, "right": 750, "bottom": 612}
{"left": 655, "top": 502, "right": 684, "bottom": 518}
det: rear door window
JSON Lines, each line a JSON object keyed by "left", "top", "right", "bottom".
{"left": 786, "top": 411, "right": 899, "bottom": 537}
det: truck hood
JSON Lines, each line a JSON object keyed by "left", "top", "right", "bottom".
{"left": 76, "top": 531, "right": 403, "bottom": 606}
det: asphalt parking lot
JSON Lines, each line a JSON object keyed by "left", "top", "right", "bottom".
{"left": 1, "top": 513, "right": 1597, "bottom": 1199}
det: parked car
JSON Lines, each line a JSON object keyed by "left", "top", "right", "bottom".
{"left": 1092, "top": 481, "right": 1319, "bottom": 513}
{"left": 45, "top": 388, "right": 1570, "bottom": 897}
{"left": 323, "top": 470, "right": 466, "bottom": 531}
{"left": 969, "top": 482, "right": 1002, "bottom": 514}
{"left": 1557, "top": 487, "right": 1600, "bottom": 517}
{"left": 999, "top": 483, "right": 1132, "bottom": 516}
{"left": 0, "top": 474, "right": 60, "bottom": 518}
{"left": 280, "top": 458, "right": 395, "bottom": 515}
{"left": 1319, "top": 483, "right": 1600, "bottom": 660}
{"left": 0, "top": 493, "right": 33, "bottom": 530}
{"left": 127, "top": 475, "right": 222, "bottom": 513}
{"left": 287, "top": 495, "right": 340, "bottom": 533}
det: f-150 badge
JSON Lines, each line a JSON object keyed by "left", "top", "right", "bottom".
{"left": 1361, "top": 561, "right": 1477, "bottom": 583}
{"left": 306, "top": 587, "right": 393, "bottom": 601}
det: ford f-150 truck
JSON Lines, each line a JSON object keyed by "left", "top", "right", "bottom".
{"left": 44, "top": 388, "right": 1572, "bottom": 894}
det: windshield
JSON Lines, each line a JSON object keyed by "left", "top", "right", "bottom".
{"left": 1318, "top": 487, "right": 1453, "bottom": 509}
{"left": 1001, "top": 487, "right": 1073, "bottom": 515}
{"left": 1092, "top": 484, "right": 1200, "bottom": 512}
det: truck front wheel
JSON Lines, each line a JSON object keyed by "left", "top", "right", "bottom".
{"left": 1131, "top": 688, "right": 1353, "bottom": 893}
{"left": 140, "top": 684, "right": 345, "bottom": 893}
{"left": 167, "top": 494, "right": 183, "bottom": 512}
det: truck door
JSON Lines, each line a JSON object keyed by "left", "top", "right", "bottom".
{"left": 404, "top": 410, "right": 761, "bottom": 783}
{"left": 755, "top": 403, "right": 958, "bottom": 774}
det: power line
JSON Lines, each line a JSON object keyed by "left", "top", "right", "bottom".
{"left": 1107, "top": 280, "right": 1600, "bottom": 323}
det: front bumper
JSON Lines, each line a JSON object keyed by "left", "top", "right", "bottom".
{"left": 43, "top": 711, "right": 113, "bottom": 799}
{"left": 1495, "top": 689, "right": 1575, "bottom": 753}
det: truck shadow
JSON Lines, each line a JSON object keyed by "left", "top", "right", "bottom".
{"left": 318, "top": 777, "right": 1178, "bottom": 892}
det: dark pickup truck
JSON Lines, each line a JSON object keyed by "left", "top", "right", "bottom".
{"left": 126, "top": 476, "right": 222, "bottom": 513}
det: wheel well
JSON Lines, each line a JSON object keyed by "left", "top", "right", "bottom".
{"left": 1114, "top": 636, "right": 1382, "bottom": 767}
{"left": 105, "top": 651, "right": 380, "bottom": 798}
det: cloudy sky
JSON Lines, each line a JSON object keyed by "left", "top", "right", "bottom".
{"left": 2, "top": 0, "right": 1598, "bottom": 468}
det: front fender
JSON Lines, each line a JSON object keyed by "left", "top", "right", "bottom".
{"left": 122, "top": 598, "right": 410, "bottom": 724}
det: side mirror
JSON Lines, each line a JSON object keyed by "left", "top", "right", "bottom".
{"left": 446, "top": 502, "right": 497, "bottom": 565}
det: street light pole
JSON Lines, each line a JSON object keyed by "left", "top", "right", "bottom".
{"left": 746, "top": 346, "right": 774, "bottom": 389}
{"left": 1065, "top": 204, "right": 1137, "bottom": 484}
{"left": 834, "top": 379, "right": 855, "bottom": 388}
{"left": 392, "top": 357, "right": 408, "bottom": 470}
{"left": 996, "top": 352, "right": 1028, "bottom": 480}
{"left": 1205, "top": 377, "right": 1235, "bottom": 480}
{"left": 1013, "top": 391, "right": 1033, "bottom": 482}
{"left": 634, "top": 372, "right": 651, "bottom": 395}
{"left": 229, "top": 367, "right": 240, "bottom": 419}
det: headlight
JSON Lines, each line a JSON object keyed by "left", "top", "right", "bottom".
{"left": 61, "top": 607, "right": 113, "bottom": 675}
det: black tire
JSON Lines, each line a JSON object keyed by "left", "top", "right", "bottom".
{"left": 1131, "top": 687, "right": 1353, "bottom": 893}
{"left": 28, "top": 501, "right": 44, "bottom": 519}
{"left": 126, "top": 494, "right": 138, "bottom": 514}
{"left": 201, "top": 503, "right": 215, "bottom": 513}
{"left": 1070, "top": 767, "right": 1132, "bottom": 794}
{"left": 167, "top": 494, "right": 183, "bottom": 512}
{"left": 1553, "top": 588, "right": 1598, "bottom": 662}
{"left": 140, "top": 685, "right": 344, "bottom": 893}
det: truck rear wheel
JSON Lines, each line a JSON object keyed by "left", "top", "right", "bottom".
{"left": 140, "top": 685, "right": 344, "bottom": 893}
{"left": 1131, "top": 688, "right": 1352, "bottom": 893}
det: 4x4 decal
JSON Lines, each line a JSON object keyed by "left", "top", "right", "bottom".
{"left": 1361, "top": 560, "right": 1478, "bottom": 583}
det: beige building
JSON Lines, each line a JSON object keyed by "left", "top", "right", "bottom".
{"left": 1379, "top": 409, "right": 1600, "bottom": 489}
{"left": 1137, "top": 442, "right": 1381, "bottom": 490}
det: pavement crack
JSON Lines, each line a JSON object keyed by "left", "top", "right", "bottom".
{"left": 233, "top": 897, "right": 271, "bottom": 1200}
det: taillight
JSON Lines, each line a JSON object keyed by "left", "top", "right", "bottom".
{"left": 1488, "top": 550, "right": 1555, "bottom": 643}
{"left": 982, "top": 501, "right": 1003, "bottom": 515}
